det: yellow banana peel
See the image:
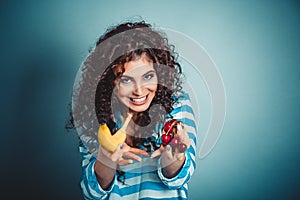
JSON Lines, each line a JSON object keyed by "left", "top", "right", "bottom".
{"left": 98, "top": 113, "right": 133, "bottom": 152}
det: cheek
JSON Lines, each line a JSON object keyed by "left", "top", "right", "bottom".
{"left": 150, "top": 80, "right": 158, "bottom": 91}
{"left": 150, "top": 84, "right": 158, "bottom": 92}
{"left": 115, "top": 85, "right": 133, "bottom": 97}
{"left": 148, "top": 78, "right": 158, "bottom": 91}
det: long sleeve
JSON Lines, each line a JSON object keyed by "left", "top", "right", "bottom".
{"left": 157, "top": 93, "right": 197, "bottom": 189}
{"left": 79, "top": 141, "right": 117, "bottom": 200}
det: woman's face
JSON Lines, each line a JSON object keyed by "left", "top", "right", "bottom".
{"left": 114, "top": 55, "right": 158, "bottom": 113}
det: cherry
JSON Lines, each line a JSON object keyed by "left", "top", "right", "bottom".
{"left": 170, "top": 119, "right": 178, "bottom": 124}
{"left": 161, "top": 134, "right": 171, "bottom": 146}
{"left": 163, "top": 119, "right": 179, "bottom": 133}
{"left": 169, "top": 137, "right": 180, "bottom": 148}
{"left": 162, "top": 119, "right": 182, "bottom": 147}
{"left": 163, "top": 121, "right": 173, "bottom": 133}
{"left": 167, "top": 132, "right": 174, "bottom": 139}
{"left": 178, "top": 143, "right": 187, "bottom": 153}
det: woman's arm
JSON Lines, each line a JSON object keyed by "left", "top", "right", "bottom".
{"left": 94, "top": 149, "right": 117, "bottom": 190}
{"left": 155, "top": 93, "right": 197, "bottom": 189}
{"left": 161, "top": 152, "right": 186, "bottom": 178}
{"left": 79, "top": 141, "right": 149, "bottom": 199}
{"left": 79, "top": 142, "right": 116, "bottom": 200}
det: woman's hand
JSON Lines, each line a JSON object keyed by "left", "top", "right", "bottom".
{"left": 98, "top": 143, "right": 149, "bottom": 166}
{"left": 152, "top": 123, "right": 190, "bottom": 159}
{"left": 95, "top": 143, "right": 149, "bottom": 189}
{"left": 151, "top": 123, "right": 191, "bottom": 177}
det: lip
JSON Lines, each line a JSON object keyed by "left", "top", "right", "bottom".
{"left": 129, "top": 94, "right": 148, "bottom": 106}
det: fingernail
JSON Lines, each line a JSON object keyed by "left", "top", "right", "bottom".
{"left": 177, "top": 124, "right": 182, "bottom": 131}
{"left": 166, "top": 145, "right": 171, "bottom": 151}
{"left": 129, "top": 160, "right": 133, "bottom": 163}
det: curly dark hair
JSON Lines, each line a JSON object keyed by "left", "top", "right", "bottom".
{"left": 67, "top": 20, "right": 183, "bottom": 154}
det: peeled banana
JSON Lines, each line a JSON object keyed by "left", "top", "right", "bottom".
{"left": 98, "top": 113, "right": 133, "bottom": 152}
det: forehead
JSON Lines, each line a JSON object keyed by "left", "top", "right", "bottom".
{"left": 123, "top": 56, "right": 154, "bottom": 76}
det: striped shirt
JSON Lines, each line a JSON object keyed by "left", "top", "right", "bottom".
{"left": 79, "top": 93, "right": 197, "bottom": 199}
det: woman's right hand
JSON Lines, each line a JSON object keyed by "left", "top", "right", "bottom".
{"left": 98, "top": 143, "right": 149, "bottom": 166}
{"left": 95, "top": 143, "right": 148, "bottom": 189}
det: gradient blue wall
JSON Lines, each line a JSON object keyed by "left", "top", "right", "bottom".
{"left": 1, "top": 0, "right": 299, "bottom": 199}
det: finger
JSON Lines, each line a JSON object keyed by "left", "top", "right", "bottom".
{"left": 121, "top": 143, "right": 130, "bottom": 152}
{"left": 164, "top": 145, "right": 173, "bottom": 160}
{"left": 150, "top": 149, "right": 161, "bottom": 158}
{"left": 123, "top": 151, "right": 143, "bottom": 162}
{"left": 176, "top": 122, "right": 183, "bottom": 131}
{"left": 151, "top": 145, "right": 164, "bottom": 158}
{"left": 129, "top": 147, "right": 149, "bottom": 156}
{"left": 121, "top": 143, "right": 149, "bottom": 156}
{"left": 175, "top": 152, "right": 185, "bottom": 161}
{"left": 176, "top": 123, "right": 186, "bottom": 137}
{"left": 118, "top": 159, "right": 133, "bottom": 166}
{"left": 176, "top": 125, "right": 191, "bottom": 148}
{"left": 179, "top": 136, "right": 191, "bottom": 148}
{"left": 111, "top": 144, "right": 123, "bottom": 162}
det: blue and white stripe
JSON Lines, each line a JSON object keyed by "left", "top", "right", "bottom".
{"left": 79, "top": 92, "right": 197, "bottom": 199}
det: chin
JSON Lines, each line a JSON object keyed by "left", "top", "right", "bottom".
{"left": 129, "top": 103, "right": 151, "bottom": 113}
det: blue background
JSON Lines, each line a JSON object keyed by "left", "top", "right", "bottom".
{"left": 1, "top": 0, "right": 299, "bottom": 199}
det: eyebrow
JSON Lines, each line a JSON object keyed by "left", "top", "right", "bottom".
{"left": 143, "top": 70, "right": 156, "bottom": 76}
{"left": 121, "top": 70, "right": 156, "bottom": 79}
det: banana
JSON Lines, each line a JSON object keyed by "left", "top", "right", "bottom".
{"left": 98, "top": 113, "right": 133, "bottom": 152}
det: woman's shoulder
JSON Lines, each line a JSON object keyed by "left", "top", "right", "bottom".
{"left": 172, "top": 91, "right": 192, "bottom": 106}
{"left": 169, "top": 91, "right": 194, "bottom": 116}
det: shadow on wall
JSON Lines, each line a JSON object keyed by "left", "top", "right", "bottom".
{"left": 3, "top": 48, "right": 83, "bottom": 199}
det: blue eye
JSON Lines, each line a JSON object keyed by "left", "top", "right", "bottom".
{"left": 144, "top": 73, "right": 155, "bottom": 80}
{"left": 120, "top": 77, "right": 132, "bottom": 84}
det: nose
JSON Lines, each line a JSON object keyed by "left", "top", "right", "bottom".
{"left": 132, "top": 81, "right": 144, "bottom": 96}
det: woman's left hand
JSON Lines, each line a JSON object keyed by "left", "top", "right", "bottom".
{"left": 151, "top": 122, "right": 190, "bottom": 163}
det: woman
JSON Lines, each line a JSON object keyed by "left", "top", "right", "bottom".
{"left": 69, "top": 21, "right": 197, "bottom": 199}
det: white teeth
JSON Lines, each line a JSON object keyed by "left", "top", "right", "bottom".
{"left": 131, "top": 96, "right": 146, "bottom": 103}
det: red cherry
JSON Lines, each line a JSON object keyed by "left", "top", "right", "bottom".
{"left": 163, "top": 121, "right": 173, "bottom": 133}
{"left": 161, "top": 134, "right": 171, "bottom": 146}
{"left": 167, "top": 132, "right": 174, "bottom": 139}
{"left": 164, "top": 119, "right": 179, "bottom": 133}
{"left": 170, "top": 119, "right": 178, "bottom": 124}
{"left": 178, "top": 143, "right": 187, "bottom": 153}
{"left": 170, "top": 137, "right": 180, "bottom": 148}
{"left": 171, "top": 119, "right": 180, "bottom": 131}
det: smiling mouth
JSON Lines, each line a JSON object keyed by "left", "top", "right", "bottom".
{"left": 129, "top": 95, "right": 148, "bottom": 105}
